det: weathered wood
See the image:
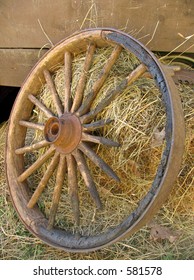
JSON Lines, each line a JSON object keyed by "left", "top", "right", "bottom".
{"left": 27, "top": 152, "right": 60, "bottom": 208}
{"left": 47, "top": 155, "right": 66, "bottom": 229}
{"left": 1, "top": 1, "right": 194, "bottom": 87}
{"left": 28, "top": 94, "right": 54, "bottom": 118}
{"left": 6, "top": 27, "right": 186, "bottom": 252}
{"left": 71, "top": 43, "right": 96, "bottom": 112}
{"left": 66, "top": 154, "right": 80, "bottom": 226}
{"left": 82, "top": 119, "right": 113, "bottom": 131}
{"left": 0, "top": 48, "right": 47, "bottom": 86}
{"left": 19, "top": 120, "right": 44, "bottom": 131}
{"left": 64, "top": 51, "right": 72, "bottom": 112}
{"left": 76, "top": 45, "right": 122, "bottom": 116}
{"left": 78, "top": 142, "right": 120, "bottom": 182}
{"left": 43, "top": 69, "right": 63, "bottom": 116}
{"left": 15, "top": 140, "right": 49, "bottom": 155}
{"left": 1, "top": 0, "right": 194, "bottom": 53}
{"left": 18, "top": 146, "right": 55, "bottom": 183}
{"left": 82, "top": 132, "right": 120, "bottom": 147}
{"left": 73, "top": 150, "right": 102, "bottom": 209}
{"left": 81, "top": 64, "right": 147, "bottom": 123}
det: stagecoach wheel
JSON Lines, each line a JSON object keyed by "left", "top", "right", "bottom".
{"left": 6, "top": 28, "right": 185, "bottom": 252}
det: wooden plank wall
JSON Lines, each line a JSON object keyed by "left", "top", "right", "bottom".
{"left": 0, "top": 0, "right": 194, "bottom": 86}
{"left": 0, "top": 49, "right": 47, "bottom": 86}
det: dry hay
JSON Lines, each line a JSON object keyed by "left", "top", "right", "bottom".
{"left": 0, "top": 47, "right": 193, "bottom": 259}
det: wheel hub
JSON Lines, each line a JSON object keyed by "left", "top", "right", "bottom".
{"left": 44, "top": 113, "right": 82, "bottom": 154}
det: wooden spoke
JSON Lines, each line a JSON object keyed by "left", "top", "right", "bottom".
{"left": 28, "top": 94, "right": 54, "bottom": 118}
{"left": 71, "top": 43, "right": 96, "bottom": 112}
{"left": 15, "top": 140, "right": 49, "bottom": 155}
{"left": 81, "top": 63, "right": 147, "bottom": 124}
{"left": 18, "top": 146, "right": 55, "bottom": 183}
{"left": 64, "top": 51, "right": 72, "bottom": 112}
{"left": 66, "top": 154, "right": 80, "bottom": 226}
{"left": 43, "top": 69, "right": 63, "bottom": 116}
{"left": 76, "top": 45, "right": 122, "bottom": 116}
{"left": 27, "top": 152, "right": 60, "bottom": 208}
{"left": 82, "top": 132, "right": 120, "bottom": 147}
{"left": 73, "top": 150, "right": 102, "bottom": 209}
{"left": 82, "top": 119, "right": 113, "bottom": 132}
{"left": 80, "top": 80, "right": 128, "bottom": 123}
{"left": 19, "top": 120, "right": 44, "bottom": 131}
{"left": 47, "top": 155, "right": 66, "bottom": 229}
{"left": 126, "top": 63, "right": 147, "bottom": 84}
{"left": 78, "top": 142, "right": 120, "bottom": 182}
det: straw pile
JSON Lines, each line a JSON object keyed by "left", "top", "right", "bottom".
{"left": 0, "top": 47, "right": 193, "bottom": 259}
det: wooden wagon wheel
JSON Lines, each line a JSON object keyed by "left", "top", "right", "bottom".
{"left": 6, "top": 28, "right": 185, "bottom": 252}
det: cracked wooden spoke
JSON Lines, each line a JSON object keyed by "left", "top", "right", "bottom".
{"left": 82, "top": 119, "right": 113, "bottom": 132}
{"left": 82, "top": 132, "right": 120, "bottom": 147}
{"left": 71, "top": 43, "right": 96, "bottom": 112}
{"left": 18, "top": 146, "right": 55, "bottom": 183}
{"left": 67, "top": 154, "right": 80, "bottom": 226}
{"left": 15, "top": 140, "right": 49, "bottom": 155}
{"left": 64, "top": 51, "right": 72, "bottom": 112}
{"left": 76, "top": 45, "right": 122, "bottom": 116}
{"left": 79, "top": 142, "right": 120, "bottom": 182}
{"left": 48, "top": 155, "right": 66, "bottom": 229}
{"left": 19, "top": 120, "right": 44, "bottom": 131}
{"left": 43, "top": 69, "right": 63, "bottom": 116}
{"left": 28, "top": 94, "right": 54, "bottom": 118}
{"left": 27, "top": 152, "right": 60, "bottom": 208}
{"left": 81, "top": 63, "right": 147, "bottom": 124}
{"left": 74, "top": 150, "right": 102, "bottom": 210}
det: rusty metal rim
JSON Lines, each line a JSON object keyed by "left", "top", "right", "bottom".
{"left": 6, "top": 28, "right": 185, "bottom": 252}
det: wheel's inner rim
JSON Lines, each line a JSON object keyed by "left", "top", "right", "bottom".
{"left": 7, "top": 29, "right": 176, "bottom": 251}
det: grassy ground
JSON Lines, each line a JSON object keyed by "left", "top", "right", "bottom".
{"left": 0, "top": 63, "right": 193, "bottom": 259}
